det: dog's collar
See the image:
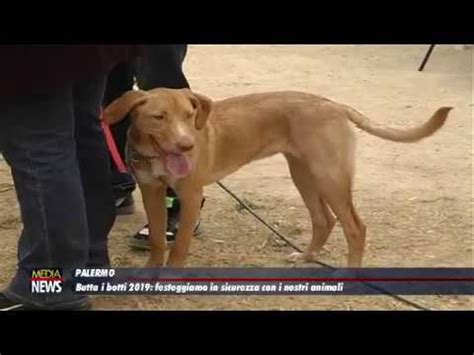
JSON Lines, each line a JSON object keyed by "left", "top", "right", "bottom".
{"left": 128, "top": 148, "right": 170, "bottom": 186}
{"left": 129, "top": 148, "right": 164, "bottom": 164}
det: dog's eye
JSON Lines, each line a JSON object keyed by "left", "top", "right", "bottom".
{"left": 153, "top": 114, "right": 165, "bottom": 121}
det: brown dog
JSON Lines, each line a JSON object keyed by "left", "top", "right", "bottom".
{"left": 103, "top": 88, "right": 451, "bottom": 267}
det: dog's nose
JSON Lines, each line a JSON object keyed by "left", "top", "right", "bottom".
{"left": 177, "top": 140, "right": 195, "bottom": 152}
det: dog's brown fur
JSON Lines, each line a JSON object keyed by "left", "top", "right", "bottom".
{"left": 103, "top": 88, "right": 452, "bottom": 267}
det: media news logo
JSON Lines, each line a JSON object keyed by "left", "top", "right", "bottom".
{"left": 30, "top": 268, "right": 63, "bottom": 294}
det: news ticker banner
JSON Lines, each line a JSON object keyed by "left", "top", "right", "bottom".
{"left": 50, "top": 268, "right": 472, "bottom": 296}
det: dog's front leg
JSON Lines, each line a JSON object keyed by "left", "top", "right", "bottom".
{"left": 167, "top": 188, "right": 203, "bottom": 267}
{"left": 139, "top": 182, "right": 167, "bottom": 267}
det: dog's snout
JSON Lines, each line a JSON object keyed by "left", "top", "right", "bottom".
{"left": 177, "top": 138, "right": 195, "bottom": 152}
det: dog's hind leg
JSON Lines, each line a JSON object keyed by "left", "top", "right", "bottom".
{"left": 295, "top": 119, "right": 365, "bottom": 267}
{"left": 285, "top": 156, "right": 336, "bottom": 264}
{"left": 314, "top": 173, "right": 366, "bottom": 267}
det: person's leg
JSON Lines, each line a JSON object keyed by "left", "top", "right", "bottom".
{"left": 73, "top": 76, "right": 116, "bottom": 267}
{"left": 103, "top": 62, "right": 137, "bottom": 214}
{"left": 134, "top": 45, "right": 190, "bottom": 90}
{"left": 0, "top": 85, "right": 90, "bottom": 309}
{"left": 103, "top": 62, "right": 135, "bottom": 160}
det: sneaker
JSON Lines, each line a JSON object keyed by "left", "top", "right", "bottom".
{"left": 0, "top": 292, "right": 25, "bottom": 311}
{"left": 0, "top": 291, "right": 91, "bottom": 311}
{"left": 128, "top": 197, "right": 204, "bottom": 251}
{"left": 115, "top": 194, "right": 135, "bottom": 215}
{"left": 113, "top": 173, "right": 136, "bottom": 215}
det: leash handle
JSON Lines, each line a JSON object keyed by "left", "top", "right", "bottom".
{"left": 100, "top": 112, "right": 128, "bottom": 173}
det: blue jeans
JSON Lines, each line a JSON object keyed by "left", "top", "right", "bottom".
{"left": 0, "top": 76, "right": 115, "bottom": 306}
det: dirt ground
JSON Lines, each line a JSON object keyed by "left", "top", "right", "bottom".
{"left": 0, "top": 45, "right": 472, "bottom": 310}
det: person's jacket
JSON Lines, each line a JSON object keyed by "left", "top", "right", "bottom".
{"left": 0, "top": 45, "right": 143, "bottom": 98}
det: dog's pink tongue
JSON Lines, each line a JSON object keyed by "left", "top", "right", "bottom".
{"left": 166, "top": 153, "right": 192, "bottom": 178}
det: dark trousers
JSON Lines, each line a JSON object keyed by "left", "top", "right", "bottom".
{"left": 103, "top": 45, "right": 189, "bottom": 200}
{"left": 0, "top": 76, "right": 115, "bottom": 305}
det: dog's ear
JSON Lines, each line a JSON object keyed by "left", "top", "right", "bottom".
{"left": 102, "top": 90, "right": 148, "bottom": 125}
{"left": 187, "top": 90, "right": 213, "bottom": 130}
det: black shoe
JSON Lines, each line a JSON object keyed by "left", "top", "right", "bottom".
{"left": 128, "top": 198, "right": 204, "bottom": 251}
{"left": 115, "top": 194, "right": 135, "bottom": 215}
{"left": 0, "top": 291, "right": 91, "bottom": 311}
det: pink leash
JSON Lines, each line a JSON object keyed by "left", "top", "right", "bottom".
{"left": 100, "top": 111, "right": 128, "bottom": 174}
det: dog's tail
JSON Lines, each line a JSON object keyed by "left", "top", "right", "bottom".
{"left": 345, "top": 106, "right": 453, "bottom": 143}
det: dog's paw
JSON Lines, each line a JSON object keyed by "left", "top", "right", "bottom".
{"left": 285, "top": 252, "right": 313, "bottom": 264}
{"left": 145, "top": 259, "right": 164, "bottom": 268}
